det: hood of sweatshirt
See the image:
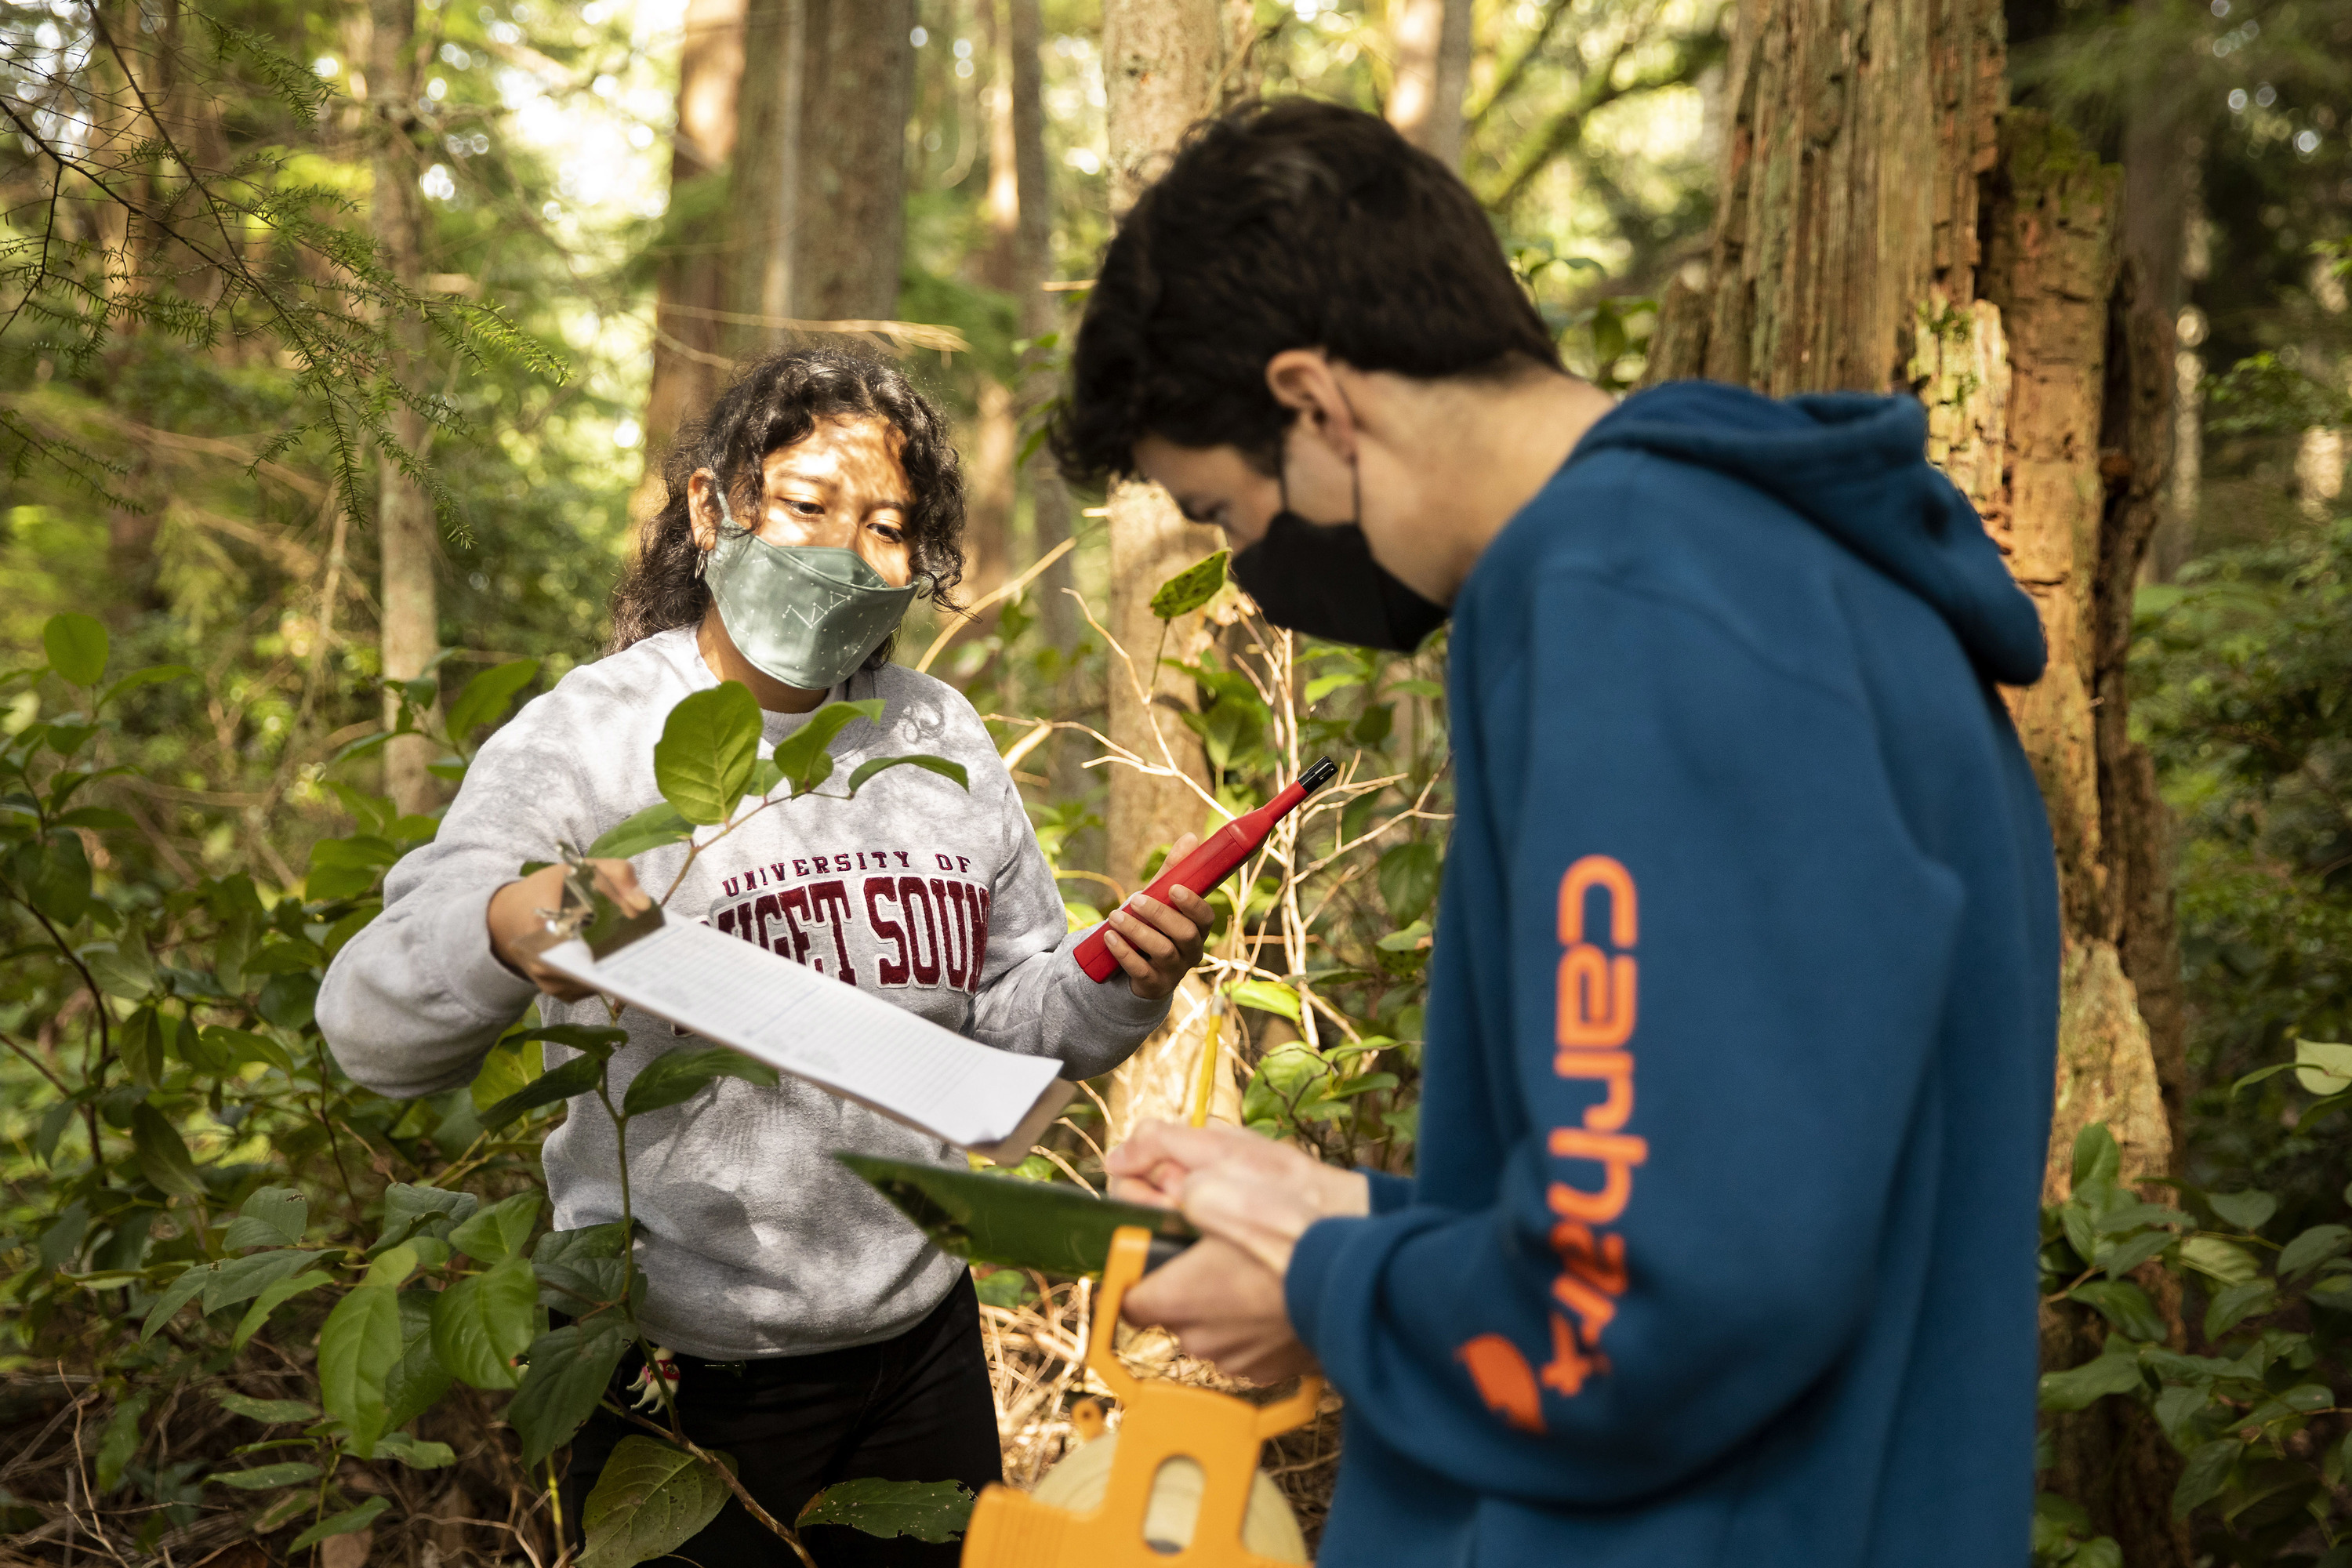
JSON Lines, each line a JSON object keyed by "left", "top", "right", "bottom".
{"left": 1567, "top": 380, "right": 2047, "bottom": 686}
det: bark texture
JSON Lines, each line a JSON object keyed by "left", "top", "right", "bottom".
{"left": 1099, "top": 0, "right": 1229, "bottom": 1139}
{"left": 1385, "top": 0, "right": 1472, "bottom": 169}
{"left": 724, "top": 0, "right": 912, "bottom": 342}
{"left": 1646, "top": 0, "right": 2192, "bottom": 1554}
{"left": 639, "top": 0, "right": 746, "bottom": 509}
{"left": 368, "top": 0, "right": 440, "bottom": 816}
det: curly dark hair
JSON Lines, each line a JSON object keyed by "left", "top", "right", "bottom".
{"left": 610, "top": 347, "right": 965, "bottom": 657}
{"left": 1052, "top": 99, "right": 1562, "bottom": 485}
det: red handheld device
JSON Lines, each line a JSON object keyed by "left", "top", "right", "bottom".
{"left": 1074, "top": 757, "right": 1339, "bottom": 982}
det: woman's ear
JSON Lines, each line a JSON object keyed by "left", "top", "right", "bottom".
{"left": 1264, "top": 349, "right": 1357, "bottom": 464}
{"left": 686, "top": 470, "right": 722, "bottom": 553}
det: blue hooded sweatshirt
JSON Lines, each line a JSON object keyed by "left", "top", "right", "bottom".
{"left": 1285, "top": 381, "right": 2060, "bottom": 1566}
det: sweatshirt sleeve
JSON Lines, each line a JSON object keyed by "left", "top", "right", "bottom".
{"left": 1283, "top": 569, "right": 1967, "bottom": 1508}
{"left": 317, "top": 713, "right": 598, "bottom": 1099}
{"left": 965, "top": 759, "right": 1167, "bottom": 1080}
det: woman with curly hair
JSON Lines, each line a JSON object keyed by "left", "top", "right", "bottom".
{"left": 321, "top": 348, "right": 1209, "bottom": 1565}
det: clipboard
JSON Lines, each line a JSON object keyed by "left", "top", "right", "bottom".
{"left": 837, "top": 1152, "right": 1197, "bottom": 1276}
{"left": 524, "top": 898, "right": 1076, "bottom": 1165}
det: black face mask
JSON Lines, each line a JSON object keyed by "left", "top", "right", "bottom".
{"left": 1229, "top": 475, "right": 1450, "bottom": 654}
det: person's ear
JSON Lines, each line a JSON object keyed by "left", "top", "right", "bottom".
{"left": 1265, "top": 350, "right": 1357, "bottom": 464}
{"left": 687, "top": 470, "right": 722, "bottom": 553}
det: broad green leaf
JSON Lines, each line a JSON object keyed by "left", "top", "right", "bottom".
{"left": 510, "top": 1319, "right": 630, "bottom": 1468}
{"left": 515, "top": 1023, "right": 628, "bottom": 1058}
{"left": 621, "top": 1047, "right": 779, "bottom": 1118}
{"left": 1149, "top": 550, "right": 1229, "bottom": 619}
{"left": 118, "top": 1007, "right": 164, "bottom": 1088}
{"left": 771, "top": 698, "right": 886, "bottom": 796}
{"left": 2206, "top": 1189, "right": 2277, "bottom": 1232}
{"left": 2067, "top": 1279, "right": 2166, "bottom": 1341}
{"left": 449, "top": 1191, "right": 543, "bottom": 1262}
{"left": 375, "top": 1183, "right": 481, "bottom": 1250}
{"left": 96, "top": 662, "right": 194, "bottom": 709}
{"left": 2037, "top": 1343, "right": 2145, "bottom": 1411}
{"left": 654, "top": 682, "right": 764, "bottom": 824}
{"left": 2152, "top": 1383, "right": 2210, "bottom": 1443}
{"left": 445, "top": 658, "right": 541, "bottom": 741}
{"left": 42, "top": 612, "right": 108, "bottom": 684}
{"left": 201, "top": 1250, "right": 328, "bottom": 1314}
{"left": 1376, "top": 840, "right": 1441, "bottom": 927}
{"left": 216, "top": 1391, "right": 318, "bottom": 1424}
{"left": 383, "top": 1287, "right": 453, "bottom": 1431}
{"left": 471, "top": 1033, "right": 545, "bottom": 1114}
{"left": 844, "top": 753, "right": 970, "bottom": 795}
{"left": 1230, "top": 979, "right": 1302, "bottom": 1023}
{"left": 95, "top": 1394, "right": 147, "bottom": 1492}
{"left": 579, "top": 1436, "right": 736, "bottom": 1568}
{"left": 2178, "top": 1236, "right": 2261, "bottom": 1285}
{"left": 212, "top": 1461, "right": 321, "bottom": 1490}
{"left": 376, "top": 1432, "right": 457, "bottom": 1469}
{"left": 131, "top": 1102, "right": 205, "bottom": 1198}
{"left": 318, "top": 1284, "right": 403, "bottom": 1455}
{"left": 1303, "top": 673, "right": 1359, "bottom": 705}
{"left": 2172, "top": 1437, "right": 2241, "bottom": 1519}
{"left": 225, "top": 1269, "right": 325, "bottom": 1352}
{"left": 430, "top": 1254, "right": 537, "bottom": 1389}
{"left": 480, "top": 1053, "right": 603, "bottom": 1130}
{"left": 2278, "top": 1223, "right": 2352, "bottom": 1278}
{"left": 224, "top": 1186, "right": 310, "bottom": 1250}
{"left": 14, "top": 833, "right": 92, "bottom": 926}
{"left": 288, "top": 1496, "right": 391, "bottom": 1552}
{"left": 2294, "top": 1038, "right": 2352, "bottom": 1097}
{"left": 82, "top": 931, "right": 155, "bottom": 998}
{"left": 797, "top": 1478, "right": 977, "bottom": 1544}
{"left": 586, "top": 800, "right": 695, "bottom": 861}
{"left": 307, "top": 835, "right": 397, "bottom": 901}
{"left": 2203, "top": 1279, "right": 2275, "bottom": 1341}
{"left": 140, "top": 1264, "right": 212, "bottom": 1340}
{"left": 2071, "top": 1123, "right": 2122, "bottom": 1192}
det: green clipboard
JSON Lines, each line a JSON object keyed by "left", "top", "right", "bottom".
{"left": 836, "top": 1152, "right": 1198, "bottom": 1278}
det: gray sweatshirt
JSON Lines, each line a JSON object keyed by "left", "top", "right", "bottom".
{"left": 318, "top": 628, "right": 1165, "bottom": 1358}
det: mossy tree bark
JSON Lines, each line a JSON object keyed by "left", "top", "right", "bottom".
{"left": 1099, "top": 0, "right": 1231, "bottom": 1142}
{"left": 368, "top": 0, "right": 441, "bottom": 817}
{"left": 636, "top": 0, "right": 746, "bottom": 519}
{"left": 1646, "top": 0, "right": 2190, "bottom": 1556}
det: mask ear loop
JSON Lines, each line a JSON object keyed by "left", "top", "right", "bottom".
{"left": 691, "top": 472, "right": 742, "bottom": 583}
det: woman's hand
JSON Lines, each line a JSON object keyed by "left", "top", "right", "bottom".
{"left": 486, "top": 858, "right": 652, "bottom": 1001}
{"left": 1100, "top": 832, "right": 1213, "bottom": 1001}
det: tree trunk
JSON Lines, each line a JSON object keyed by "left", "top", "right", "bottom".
{"left": 794, "top": 0, "right": 914, "bottom": 322}
{"left": 726, "top": 0, "right": 911, "bottom": 347}
{"left": 369, "top": 0, "right": 440, "bottom": 817}
{"left": 1006, "top": 0, "right": 1077, "bottom": 663}
{"left": 1385, "top": 0, "right": 1472, "bottom": 169}
{"left": 964, "top": 0, "right": 1025, "bottom": 611}
{"left": 638, "top": 0, "right": 746, "bottom": 514}
{"left": 1645, "top": 0, "right": 2191, "bottom": 1556}
{"left": 727, "top": 0, "right": 804, "bottom": 353}
{"left": 1099, "top": 0, "right": 1229, "bottom": 1142}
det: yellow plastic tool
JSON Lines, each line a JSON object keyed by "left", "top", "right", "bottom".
{"left": 960, "top": 1226, "right": 1324, "bottom": 1567}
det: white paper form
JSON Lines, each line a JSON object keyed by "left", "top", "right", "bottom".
{"left": 535, "top": 913, "right": 1069, "bottom": 1156}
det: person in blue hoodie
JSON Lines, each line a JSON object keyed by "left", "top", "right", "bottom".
{"left": 1057, "top": 100, "right": 2062, "bottom": 1566}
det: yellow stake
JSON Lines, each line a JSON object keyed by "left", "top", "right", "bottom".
{"left": 1189, "top": 993, "right": 1226, "bottom": 1127}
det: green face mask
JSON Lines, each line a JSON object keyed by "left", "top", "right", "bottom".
{"left": 702, "top": 493, "right": 920, "bottom": 691}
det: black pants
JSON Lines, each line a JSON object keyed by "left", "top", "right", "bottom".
{"left": 561, "top": 1272, "right": 1003, "bottom": 1566}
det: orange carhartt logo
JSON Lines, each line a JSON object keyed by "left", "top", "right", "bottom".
{"left": 1457, "top": 1334, "right": 1544, "bottom": 1434}
{"left": 1454, "top": 855, "right": 1644, "bottom": 1428}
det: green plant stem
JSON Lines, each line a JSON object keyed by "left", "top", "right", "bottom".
{"left": 590, "top": 1069, "right": 687, "bottom": 1446}
{"left": 7, "top": 888, "right": 112, "bottom": 1161}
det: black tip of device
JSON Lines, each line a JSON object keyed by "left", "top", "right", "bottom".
{"left": 1300, "top": 757, "right": 1338, "bottom": 793}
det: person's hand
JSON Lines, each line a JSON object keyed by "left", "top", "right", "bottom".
{"left": 1100, "top": 833, "right": 1213, "bottom": 1001}
{"left": 486, "top": 858, "right": 651, "bottom": 1002}
{"left": 1120, "top": 1234, "right": 1322, "bottom": 1384}
{"left": 1108, "top": 1120, "right": 1370, "bottom": 1276}
{"left": 1106, "top": 1121, "right": 1370, "bottom": 1381}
